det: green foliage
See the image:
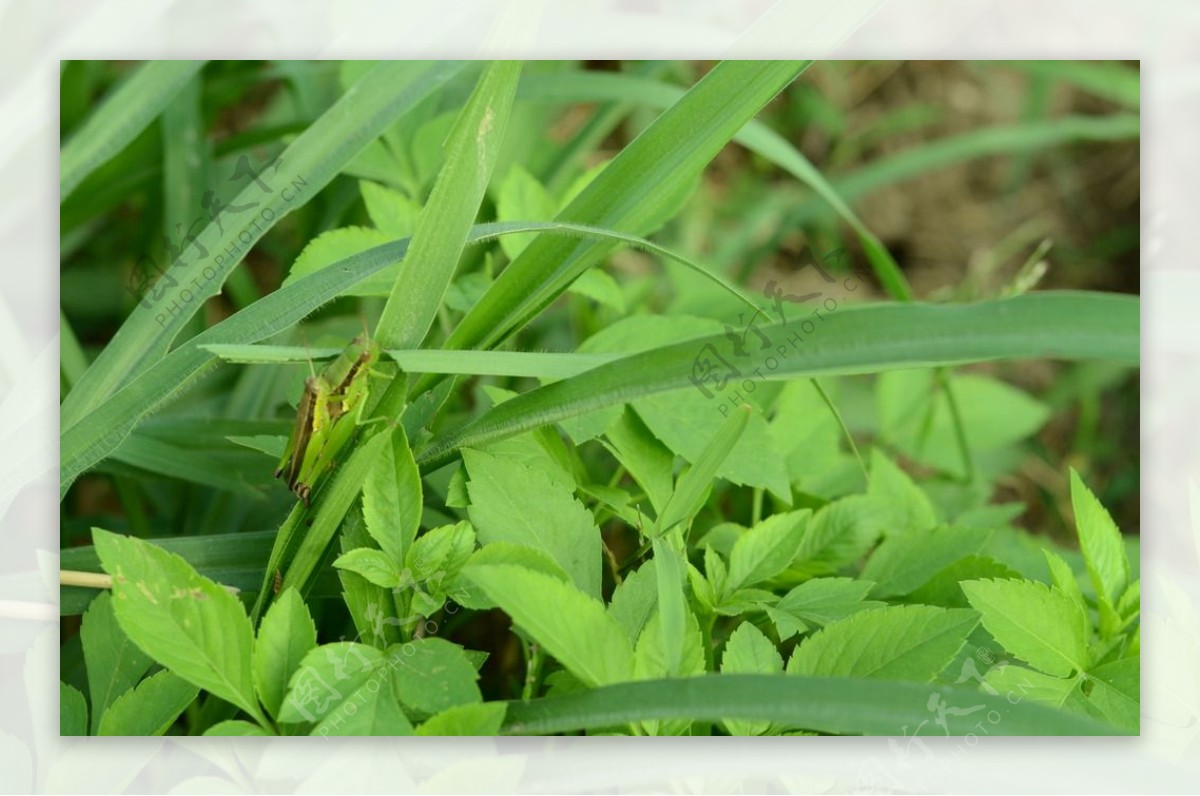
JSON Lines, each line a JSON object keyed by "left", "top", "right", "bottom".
{"left": 61, "top": 59, "right": 1139, "bottom": 736}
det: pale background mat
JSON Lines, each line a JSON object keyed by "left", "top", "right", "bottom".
{"left": 3, "top": 0, "right": 1194, "bottom": 792}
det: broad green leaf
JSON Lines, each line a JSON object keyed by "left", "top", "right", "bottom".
{"left": 360, "top": 179, "right": 420, "bottom": 236}
{"left": 333, "top": 548, "right": 401, "bottom": 588}
{"left": 862, "top": 526, "right": 992, "bottom": 599}
{"left": 962, "top": 578, "right": 1089, "bottom": 678}
{"left": 97, "top": 670, "right": 198, "bottom": 736}
{"left": 204, "top": 720, "right": 274, "bottom": 736}
{"left": 464, "top": 448, "right": 601, "bottom": 597}
{"left": 60, "top": 61, "right": 468, "bottom": 435}
{"left": 720, "top": 622, "right": 784, "bottom": 736}
{"left": 907, "top": 555, "right": 1023, "bottom": 608}
{"left": 284, "top": 226, "right": 395, "bottom": 295}
{"left": 787, "top": 495, "right": 888, "bottom": 578}
{"left": 404, "top": 521, "right": 477, "bottom": 616}
{"left": 602, "top": 408, "right": 675, "bottom": 517}
{"left": 60, "top": 683, "right": 87, "bottom": 736}
{"left": 1084, "top": 658, "right": 1139, "bottom": 732}
{"left": 726, "top": 510, "right": 810, "bottom": 591}
{"left": 608, "top": 561, "right": 659, "bottom": 644}
{"left": 417, "top": 293, "right": 1139, "bottom": 471}
{"left": 455, "top": 541, "right": 570, "bottom": 611}
{"left": 279, "top": 643, "right": 384, "bottom": 724}
{"left": 416, "top": 702, "right": 507, "bottom": 736}
{"left": 463, "top": 563, "right": 634, "bottom": 687}
{"left": 357, "top": 427, "right": 420, "bottom": 564}
{"left": 787, "top": 605, "right": 979, "bottom": 681}
{"left": 867, "top": 450, "right": 938, "bottom": 535}
{"left": 769, "top": 577, "right": 882, "bottom": 640}
{"left": 1069, "top": 468, "right": 1129, "bottom": 605}
{"left": 985, "top": 664, "right": 1080, "bottom": 708}
{"left": 61, "top": 60, "right": 206, "bottom": 200}
{"left": 376, "top": 60, "right": 523, "bottom": 350}
{"left": 497, "top": 163, "right": 555, "bottom": 259}
{"left": 388, "top": 638, "right": 482, "bottom": 717}
{"left": 877, "top": 371, "right": 1050, "bottom": 477}
{"left": 80, "top": 591, "right": 152, "bottom": 734}
{"left": 337, "top": 511, "right": 399, "bottom": 649}
{"left": 92, "top": 529, "right": 264, "bottom": 726}
{"left": 314, "top": 676, "right": 414, "bottom": 736}
{"left": 500, "top": 674, "right": 1120, "bottom": 736}
{"left": 253, "top": 587, "right": 317, "bottom": 721}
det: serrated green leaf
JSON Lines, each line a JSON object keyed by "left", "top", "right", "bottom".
{"left": 655, "top": 404, "right": 753, "bottom": 534}
{"left": 770, "top": 577, "right": 882, "bottom": 640}
{"left": 60, "top": 682, "right": 87, "bottom": 736}
{"left": 1069, "top": 468, "right": 1129, "bottom": 605}
{"left": 464, "top": 448, "right": 601, "bottom": 597}
{"left": 463, "top": 563, "right": 634, "bottom": 687}
{"left": 360, "top": 179, "right": 420, "bottom": 237}
{"left": 284, "top": 226, "right": 395, "bottom": 295}
{"left": 333, "top": 548, "right": 401, "bottom": 588}
{"left": 416, "top": 702, "right": 507, "bottom": 736}
{"left": 313, "top": 676, "right": 414, "bottom": 736}
{"left": 97, "top": 670, "right": 198, "bottom": 736}
{"left": 867, "top": 450, "right": 938, "bottom": 535}
{"left": 608, "top": 561, "right": 659, "bottom": 645}
{"left": 862, "top": 526, "right": 991, "bottom": 599}
{"left": 788, "top": 495, "right": 888, "bottom": 578}
{"left": 787, "top": 605, "right": 979, "bottom": 681}
{"left": 279, "top": 642, "right": 384, "bottom": 724}
{"left": 92, "top": 529, "right": 264, "bottom": 727}
{"left": 203, "top": 720, "right": 274, "bottom": 736}
{"left": 1084, "top": 657, "right": 1139, "bottom": 732}
{"left": 720, "top": 622, "right": 784, "bottom": 736}
{"left": 497, "top": 163, "right": 556, "bottom": 259}
{"left": 984, "top": 663, "right": 1079, "bottom": 709}
{"left": 80, "top": 591, "right": 152, "bottom": 734}
{"left": 455, "top": 541, "right": 570, "bottom": 611}
{"left": 388, "top": 638, "right": 481, "bottom": 717}
{"left": 726, "top": 510, "right": 810, "bottom": 591}
{"left": 907, "top": 555, "right": 1022, "bottom": 608}
{"left": 253, "top": 587, "right": 317, "bottom": 721}
{"left": 962, "top": 578, "right": 1089, "bottom": 677}
{"left": 361, "top": 424, "right": 423, "bottom": 565}
{"left": 603, "top": 408, "right": 675, "bottom": 517}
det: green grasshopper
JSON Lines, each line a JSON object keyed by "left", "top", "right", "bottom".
{"left": 274, "top": 334, "right": 380, "bottom": 505}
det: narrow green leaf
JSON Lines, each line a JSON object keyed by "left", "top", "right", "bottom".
{"left": 97, "top": 670, "right": 198, "bottom": 736}
{"left": 60, "top": 61, "right": 467, "bottom": 434}
{"left": 92, "top": 529, "right": 264, "bottom": 726}
{"left": 462, "top": 563, "right": 634, "bottom": 687}
{"left": 499, "top": 674, "right": 1120, "bottom": 736}
{"left": 651, "top": 533, "right": 688, "bottom": 678}
{"left": 417, "top": 292, "right": 1139, "bottom": 470}
{"left": 655, "top": 404, "right": 751, "bottom": 535}
{"left": 377, "top": 61, "right": 521, "bottom": 349}
{"left": 787, "top": 605, "right": 979, "bottom": 681}
{"left": 438, "top": 60, "right": 810, "bottom": 360}
{"left": 253, "top": 587, "right": 317, "bottom": 721}
{"left": 962, "top": 578, "right": 1089, "bottom": 677}
{"left": 61, "top": 60, "right": 206, "bottom": 200}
